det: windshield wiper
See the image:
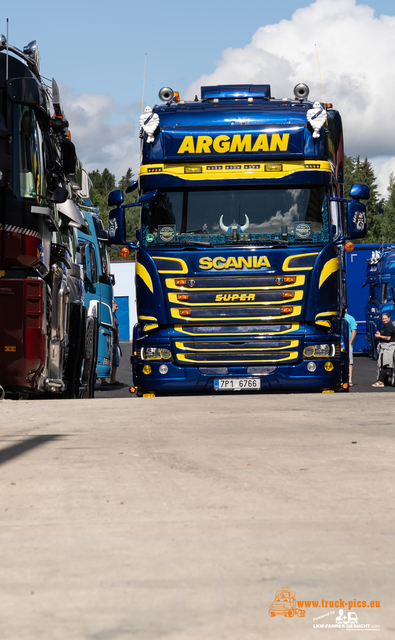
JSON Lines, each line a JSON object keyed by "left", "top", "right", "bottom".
{"left": 248, "top": 238, "right": 289, "bottom": 246}
{"left": 181, "top": 239, "right": 214, "bottom": 247}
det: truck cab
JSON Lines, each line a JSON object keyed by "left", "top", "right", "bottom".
{"left": 109, "top": 83, "right": 369, "bottom": 396}
{"left": 0, "top": 36, "right": 96, "bottom": 397}
{"left": 77, "top": 169, "right": 114, "bottom": 381}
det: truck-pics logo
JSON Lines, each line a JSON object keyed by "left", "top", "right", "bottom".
{"left": 268, "top": 587, "right": 306, "bottom": 619}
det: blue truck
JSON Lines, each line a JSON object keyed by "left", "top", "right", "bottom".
{"left": 77, "top": 169, "right": 114, "bottom": 384}
{"left": 364, "top": 246, "right": 395, "bottom": 358}
{"left": 108, "top": 83, "right": 369, "bottom": 395}
{"left": 345, "top": 245, "right": 395, "bottom": 355}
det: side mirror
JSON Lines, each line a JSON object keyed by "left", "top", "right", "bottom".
{"left": 125, "top": 180, "right": 138, "bottom": 194}
{"left": 7, "top": 77, "right": 50, "bottom": 129}
{"left": 349, "top": 183, "right": 370, "bottom": 200}
{"left": 347, "top": 182, "right": 369, "bottom": 239}
{"left": 84, "top": 244, "right": 97, "bottom": 285}
{"left": 139, "top": 189, "right": 158, "bottom": 204}
{"left": 108, "top": 206, "right": 127, "bottom": 244}
{"left": 51, "top": 186, "right": 68, "bottom": 204}
{"left": 108, "top": 189, "right": 124, "bottom": 207}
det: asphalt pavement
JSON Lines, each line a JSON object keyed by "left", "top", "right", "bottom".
{"left": 0, "top": 392, "right": 393, "bottom": 639}
{"left": 95, "top": 342, "right": 395, "bottom": 398}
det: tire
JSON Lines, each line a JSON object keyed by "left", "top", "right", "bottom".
{"left": 63, "top": 303, "right": 84, "bottom": 399}
{"left": 391, "top": 369, "right": 395, "bottom": 387}
{"left": 80, "top": 317, "right": 98, "bottom": 399}
{"left": 286, "top": 610, "right": 295, "bottom": 618}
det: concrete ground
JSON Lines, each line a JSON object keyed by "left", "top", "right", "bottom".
{"left": 0, "top": 393, "right": 394, "bottom": 639}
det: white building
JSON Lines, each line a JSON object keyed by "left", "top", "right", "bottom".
{"left": 110, "top": 261, "right": 136, "bottom": 341}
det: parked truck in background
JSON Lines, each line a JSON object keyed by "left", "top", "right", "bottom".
{"left": 0, "top": 36, "right": 96, "bottom": 398}
{"left": 108, "top": 83, "right": 369, "bottom": 396}
{"left": 345, "top": 244, "right": 395, "bottom": 355}
{"left": 364, "top": 245, "right": 395, "bottom": 358}
{"left": 77, "top": 168, "right": 114, "bottom": 382}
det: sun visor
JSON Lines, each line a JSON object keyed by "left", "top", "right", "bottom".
{"left": 57, "top": 199, "right": 89, "bottom": 232}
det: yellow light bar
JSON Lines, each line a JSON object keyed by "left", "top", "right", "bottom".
{"left": 179, "top": 309, "right": 191, "bottom": 316}
{"left": 175, "top": 279, "right": 187, "bottom": 286}
{"left": 284, "top": 276, "right": 296, "bottom": 284}
{"left": 177, "top": 294, "right": 189, "bottom": 301}
{"left": 184, "top": 167, "right": 202, "bottom": 174}
{"left": 265, "top": 164, "right": 283, "bottom": 172}
{"left": 281, "top": 306, "right": 293, "bottom": 314}
{"left": 282, "top": 292, "right": 295, "bottom": 299}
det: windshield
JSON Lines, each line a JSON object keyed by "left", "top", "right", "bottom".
{"left": 142, "top": 186, "right": 329, "bottom": 247}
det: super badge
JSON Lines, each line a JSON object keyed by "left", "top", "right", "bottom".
{"left": 295, "top": 223, "right": 312, "bottom": 239}
{"left": 158, "top": 225, "right": 176, "bottom": 242}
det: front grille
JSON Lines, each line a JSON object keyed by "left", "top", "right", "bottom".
{"left": 171, "top": 306, "right": 300, "bottom": 320}
{"left": 177, "top": 351, "right": 298, "bottom": 364}
{"left": 174, "top": 338, "right": 300, "bottom": 365}
{"left": 175, "top": 324, "right": 295, "bottom": 335}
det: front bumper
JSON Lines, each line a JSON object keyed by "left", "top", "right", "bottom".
{"left": 133, "top": 359, "right": 343, "bottom": 394}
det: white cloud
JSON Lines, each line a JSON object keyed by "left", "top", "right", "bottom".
{"left": 185, "top": 0, "right": 395, "bottom": 196}
{"left": 59, "top": 83, "right": 140, "bottom": 181}
{"left": 372, "top": 157, "right": 395, "bottom": 198}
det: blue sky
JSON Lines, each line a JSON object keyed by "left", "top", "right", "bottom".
{"left": 3, "top": 0, "right": 395, "bottom": 192}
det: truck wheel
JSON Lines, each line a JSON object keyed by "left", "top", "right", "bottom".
{"left": 269, "top": 612, "right": 276, "bottom": 617}
{"left": 286, "top": 610, "right": 295, "bottom": 618}
{"left": 80, "top": 316, "right": 98, "bottom": 399}
{"left": 63, "top": 303, "right": 84, "bottom": 399}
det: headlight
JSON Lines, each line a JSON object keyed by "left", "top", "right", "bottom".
{"left": 303, "top": 344, "right": 338, "bottom": 358}
{"left": 141, "top": 347, "right": 172, "bottom": 361}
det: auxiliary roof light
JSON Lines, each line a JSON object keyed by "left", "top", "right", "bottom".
{"left": 23, "top": 40, "right": 40, "bottom": 72}
{"left": 345, "top": 242, "right": 355, "bottom": 253}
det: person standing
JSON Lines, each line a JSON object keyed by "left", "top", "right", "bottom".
{"left": 372, "top": 313, "right": 395, "bottom": 387}
{"left": 344, "top": 309, "right": 357, "bottom": 386}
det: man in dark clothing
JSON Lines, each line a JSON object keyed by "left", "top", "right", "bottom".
{"left": 372, "top": 313, "right": 395, "bottom": 387}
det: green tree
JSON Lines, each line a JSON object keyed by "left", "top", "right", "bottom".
{"left": 88, "top": 167, "right": 139, "bottom": 261}
{"left": 343, "top": 155, "right": 383, "bottom": 243}
{"left": 380, "top": 173, "right": 395, "bottom": 242}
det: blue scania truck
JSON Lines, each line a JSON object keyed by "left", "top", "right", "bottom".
{"left": 364, "top": 246, "right": 395, "bottom": 358}
{"left": 108, "top": 83, "right": 369, "bottom": 395}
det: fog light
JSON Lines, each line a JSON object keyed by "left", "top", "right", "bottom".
{"left": 159, "top": 365, "right": 168, "bottom": 374}
{"left": 307, "top": 362, "right": 316, "bottom": 372}
{"left": 324, "top": 361, "right": 334, "bottom": 371}
{"left": 143, "top": 393, "right": 156, "bottom": 397}
{"left": 143, "top": 365, "right": 152, "bottom": 375}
